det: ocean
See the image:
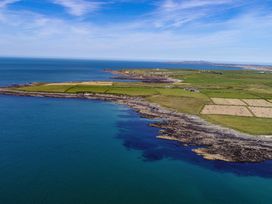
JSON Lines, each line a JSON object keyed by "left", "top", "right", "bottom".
{"left": 0, "top": 58, "right": 272, "bottom": 204}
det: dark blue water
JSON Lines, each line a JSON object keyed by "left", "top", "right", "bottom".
{"left": 0, "top": 58, "right": 271, "bottom": 204}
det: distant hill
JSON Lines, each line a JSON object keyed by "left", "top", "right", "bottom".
{"left": 167, "top": 61, "right": 272, "bottom": 71}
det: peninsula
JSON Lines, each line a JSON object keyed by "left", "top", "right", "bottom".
{"left": 1, "top": 69, "right": 272, "bottom": 162}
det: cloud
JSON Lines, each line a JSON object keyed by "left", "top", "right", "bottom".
{"left": 0, "top": 0, "right": 20, "bottom": 9}
{"left": 150, "top": 0, "right": 235, "bottom": 28}
{"left": 0, "top": 0, "right": 271, "bottom": 63}
{"left": 161, "top": 0, "right": 232, "bottom": 11}
{"left": 52, "top": 0, "right": 104, "bottom": 16}
{"left": 0, "top": 7, "right": 271, "bottom": 63}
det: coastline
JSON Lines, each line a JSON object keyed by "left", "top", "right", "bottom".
{"left": 1, "top": 88, "right": 272, "bottom": 163}
{"left": 165, "top": 61, "right": 272, "bottom": 71}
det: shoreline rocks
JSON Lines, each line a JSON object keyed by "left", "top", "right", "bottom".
{"left": 1, "top": 87, "right": 272, "bottom": 163}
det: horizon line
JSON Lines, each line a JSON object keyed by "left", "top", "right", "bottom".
{"left": 0, "top": 56, "right": 271, "bottom": 66}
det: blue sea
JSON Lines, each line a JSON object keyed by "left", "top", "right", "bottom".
{"left": 0, "top": 58, "right": 272, "bottom": 204}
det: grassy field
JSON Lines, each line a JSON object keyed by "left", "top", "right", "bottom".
{"left": 67, "top": 86, "right": 111, "bottom": 94}
{"left": 147, "top": 95, "right": 209, "bottom": 115}
{"left": 13, "top": 69, "right": 272, "bottom": 135}
{"left": 16, "top": 85, "right": 73, "bottom": 93}
{"left": 203, "top": 115, "right": 272, "bottom": 135}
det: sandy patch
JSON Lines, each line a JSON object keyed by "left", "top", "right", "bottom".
{"left": 248, "top": 107, "right": 272, "bottom": 118}
{"left": 242, "top": 99, "right": 272, "bottom": 107}
{"left": 46, "top": 81, "right": 113, "bottom": 86}
{"left": 201, "top": 105, "right": 253, "bottom": 117}
{"left": 211, "top": 98, "right": 246, "bottom": 106}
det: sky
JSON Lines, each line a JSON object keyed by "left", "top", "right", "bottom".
{"left": 0, "top": 0, "right": 271, "bottom": 63}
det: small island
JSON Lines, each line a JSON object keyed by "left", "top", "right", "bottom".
{"left": 1, "top": 69, "right": 272, "bottom": 162}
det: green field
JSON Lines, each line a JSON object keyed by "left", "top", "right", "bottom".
{"left": 13, "top": 69, "right": 272, "bottom": 135}
{"left": 203, "top": 115, "right": 272, "bottom": 135}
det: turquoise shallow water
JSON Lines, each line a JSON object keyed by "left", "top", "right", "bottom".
{"left": 0, "top": 58, "right": 272, "bottom": 204}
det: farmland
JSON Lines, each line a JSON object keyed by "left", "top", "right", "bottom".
{"left": 9, "top": 69, "right": 272, "bottom": 135}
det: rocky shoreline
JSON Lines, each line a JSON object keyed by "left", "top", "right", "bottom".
{"left": 105, "top": 69, "right": 182, "bottom": 83}
{"left": 1, "top": 87, "right": 272, "bottom": 162}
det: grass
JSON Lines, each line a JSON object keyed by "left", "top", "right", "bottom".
{"left": 136, "top": 69, "right": 272, "bottom": 99}
{"left": 106, "top": 87, "right": 159, "bottom": 96}
{"left": 147, "top": 95, "right": 210, "bottom": 115}
{"left": 203, "top": 115, "right": 272, "bottom": 135}
{"left": 16, "top": 85, "right": 73, "bottom": 93}
{"left": 201, "top": 89, "right": 261, "bottom": 99}
{"left": 66, "top": 85, "right": 111, "bottom": 94}
{"left": 156, "top": 88, "right": 208, "bottom": 99}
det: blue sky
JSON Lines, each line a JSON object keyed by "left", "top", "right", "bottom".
{"left": 0, "top": 0, "right": 271, "bottom": 63}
